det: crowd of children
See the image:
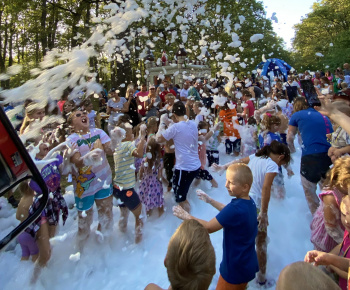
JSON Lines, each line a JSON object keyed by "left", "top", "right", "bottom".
{"left": 2, "top": 66, "right": 350, "bottom": 289}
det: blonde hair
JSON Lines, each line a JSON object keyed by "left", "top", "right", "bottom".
{"left": 261, "top": 114, "right": 281, "bottom": 131}
{"left": 324, "top": 156, "right": 350, "bottom": 192}
{"left": 227, "top": 163, "right": 253, "bottom": 187}
{"left": 166, "top": 219, "right": 216, "bottom": 290}
{"left": 19, "top": 102, "right": 45, "bottom": 135}
{"left": 146, "top": 116, "right": 158, "bottom": 130}
{"left": 165, "top": 93, "right": 175, "bottom": 99}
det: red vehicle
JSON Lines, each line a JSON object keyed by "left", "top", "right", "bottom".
{"left": 0, "top": 107, "right": 48, "bottom": 250}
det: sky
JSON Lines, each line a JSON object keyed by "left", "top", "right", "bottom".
{"left": 262, "top": 0, "right": 317, "bottom": 49}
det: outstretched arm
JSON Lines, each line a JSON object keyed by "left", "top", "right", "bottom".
{"left": 196, "top": 189, "right": 225, "bottom": 211}
{"left": 173, "top": 205, "right": 223, "bottom": 234}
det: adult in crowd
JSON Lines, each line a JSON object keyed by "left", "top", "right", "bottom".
{"left": 136, "top": 83, "right": 149, "bottom": 118}
{"left": 179, "top": 81, "right": 190, "bottom": 104}
{"left": 125, "top": 85, "right": 140, "bottom": 127}
{"left": 67, "top": 109, "right": 114, "bottom": 250}
{"left": 188, "top": 79, "right": 202, "bottom": 101}
{"left": 285, "top": 75, "right": 302, "bottom": 102}
{"left": 287, "top": 97, "right": 333, "bottom": 215}
{"left": 159, "top": 80, "right": 176, "bottom": 107}
{"left": 343, "top": 63, "right": 350, "bottom": 76}
{"left": 156, "top": 101, "right": 201, "bottom": 213}
{"left": 107, "top": 89, "right": 130, "bottom": 133}
{"left": 145, "top": 85, "right": 161, "bottom": 118}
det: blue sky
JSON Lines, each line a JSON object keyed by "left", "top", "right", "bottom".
{"left": 262, "top": 0, "right": 316, "bottom": 49}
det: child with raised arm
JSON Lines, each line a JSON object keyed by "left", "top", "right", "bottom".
{"left": 173, "top": 163, "right": 259, "bottom": 290}
{"left": 113, "top": 123, "right": 146, "bottom": 243}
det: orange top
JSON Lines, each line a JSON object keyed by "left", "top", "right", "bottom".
{"left": 219, "top": 108, "right": 240, "bottom": 138}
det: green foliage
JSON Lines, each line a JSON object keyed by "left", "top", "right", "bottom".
{"left": 1, "top": 0, "right": 290, "bottom": 91}
{"left": 292, "top": 0, "right": 350, "bottom": 72}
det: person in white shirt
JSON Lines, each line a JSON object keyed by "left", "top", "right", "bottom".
{"left": 179, "top": 82, "right": 190, "bottom": 104}
{"left": 156, "top": 101, "right": 201, "bottom": 212}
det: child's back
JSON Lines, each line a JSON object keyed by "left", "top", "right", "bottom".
{"left": 216, "top": 197, "right": 259, "bottom": 284}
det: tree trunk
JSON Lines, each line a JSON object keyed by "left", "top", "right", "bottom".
{"left": 40, "top": 0, "right": 48, "bottom": 56}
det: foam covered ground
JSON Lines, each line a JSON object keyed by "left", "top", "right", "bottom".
{"left": 0, "top": 140, "right": 313, "bottom": 289}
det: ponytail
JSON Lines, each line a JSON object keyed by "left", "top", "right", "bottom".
{"left": 255, "top": 140, "right": 291, "bottom": 165}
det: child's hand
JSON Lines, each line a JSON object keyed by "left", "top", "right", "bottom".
{"left": 328, "top": 146, "right": 335, "bottom": 157}
{"left": 210, "top": 163, "right": 226, "bottom": 176}
{"left": 213, "top": 122, "right": 221, "bottom": 131}
{"left": 304, "top": 250, "right": 330, "bottom": 266}
{"left": 287, "top": 169, "right": 294, "bottom": 178}
{"left": 196, "top": 189, "right": 211, "bottom": 203}
{"left": 173, "top": 205, "right": 191, "bottom": 220}
{"left": 110, "top": 127, "right": 126, "bottom": 145}
{"left": 257, "top": 213, "right": 269, "bottom": 232}
{"left": 83, "top": 148, "right": 103, "bottom": 167}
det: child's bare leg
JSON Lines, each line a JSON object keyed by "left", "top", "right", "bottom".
{"left": 119, "top": 207, "right": 129, "bottom": 233}
{"left": 132, "top": 204, "right": 143, "bottom": 244}
{"left": 158, "top": 206, "right": 164, "bottom": 217}
{"left": 210, "top": 178, "right": 218, "bottom": 188}
{"left": 48, "top": 225, "right": 57, "bottom": 239}
{"left": 95, "top": 195, "right": 113, "bottom": 236}
{"left": 300, "top": 175, "right": 319, "bottom": 215}
{"left": 77, "top": 208, "right": 93, "bottom": 251}
{"left": 179, "top": 200, "right": 190, "bottom": 213}
{"left": 31, "top": 222, "right": 51, "bottom": 284}
{"left": 31, "top": 254, "right": 38, "bottom": 262}
{"left": 256, "top": 229, "right": 267, "bottom": 283}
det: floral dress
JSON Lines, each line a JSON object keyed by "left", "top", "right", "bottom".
{"left": 139, "top": 159, "right": 164, "bottom": 211}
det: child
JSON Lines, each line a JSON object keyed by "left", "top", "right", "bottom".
{"left": 241, "top": 89, "right": 255, "bottom": 122}
{"left": 206, "top": 121, "right": 221, "bottom": 167}
{"left": 195, "top": 121, "right": 218, "bottom": 188}
{"left": 219, "top": 100, "right": 241, "bottom": 156}
{"left": 213, "top": 141, "right": 291, "bottom": 286}
{"left": 19, "top": 102, "right": 46, "bottom": 135}
{"left": 139, "top": 138, "right": 164, "bottom": 216}
{"left": 16, "top": 181, "right": 39, "bottom": 262}
{"left": 81, "top": 98, "right": 100, "bottom": 129}
{"left": 310, "top": 156, "right": 350, "bottom": 252}
{"left": 145, "top": 219, "right": 216, "bottom": 290}
{"left": 146, "top": 116, "right": 158, "bottom": 139}
{"left": 258, "top": 114, "right": 282, "bottom": 147}
{"left": 113, "top": 123, "right": 146, "bottom": 243}
{"left": 173, "top": 163, "right": 259, "bottom": 290}
{"left": 305, "top": 194, "right": 350, "bottom": 290}
{"left": 275, "top": 105, "right": 290, "bottom": 145}
{"left": 240, "top": 116, "right": 258, "bottom": 157}
{"left": 259, "top": 114, "right": 293, "bottom": 199}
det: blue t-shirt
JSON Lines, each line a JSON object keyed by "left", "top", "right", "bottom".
{"left": 289, "top": 108, "right": 333, "bottom": 156}
{"left": 216, "top": 198, "right": 259, "bottom": 284}
{"left": 258, "top": 131, "right": 281, "bottom": 149}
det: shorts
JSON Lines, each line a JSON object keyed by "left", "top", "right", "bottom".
{"left": 300, "top": 152, "right": 332, "bottom": 183}
{"left": 75, "top": 186, "right": 112, "bottom": 211}
{"left": 216, "top": 275, "right": 249, "bottom": 289}
{"left": 113, "top": 186, "right": 141, "bottom": 211}
{"left": 17, "top": 231, "right": 39, "bottom": 257}
{"left": 280, "top": 133, "right": 287, "bottom": 145}
{"left": 225, "top": 138, "right": 241, "bottom": 155}
{"left": 172, "top": 168, "right": 200, "bottom": 203}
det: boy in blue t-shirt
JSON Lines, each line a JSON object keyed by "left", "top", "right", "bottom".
{"left": 173, "top": 163, "right": 259, "bottom": 289}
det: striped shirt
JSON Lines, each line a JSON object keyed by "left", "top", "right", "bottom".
{"left": 113, "top": 141, "right": 137, "bottom": 189}
{"left": 67, "top": 128, "right": 112, "bottom": 199}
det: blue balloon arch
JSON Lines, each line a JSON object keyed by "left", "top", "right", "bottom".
{"left": 256, "top": 58, "right": 292, "bottom": 82}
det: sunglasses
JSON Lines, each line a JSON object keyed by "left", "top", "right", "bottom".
{"left": 75, "top": 112, "right": 87, "bottom": 118}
